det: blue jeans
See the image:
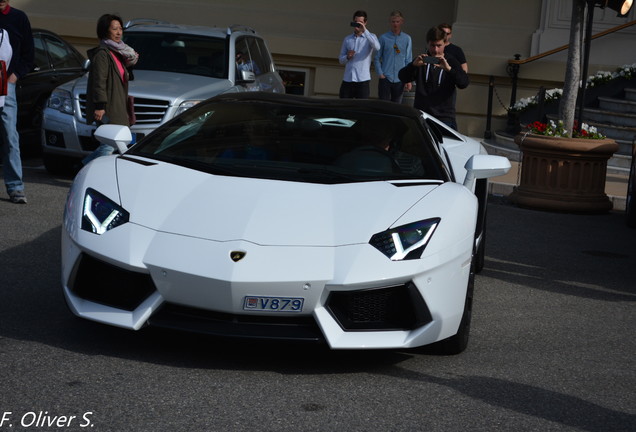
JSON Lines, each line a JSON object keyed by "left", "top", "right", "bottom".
{"left": 1, "top": 83, "right": 24, "bottom": 194}
{"left": 82, "top": 143, "right": 114, "bottom": 165}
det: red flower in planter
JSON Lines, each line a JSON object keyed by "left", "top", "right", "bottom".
{"left": 529, "top": 121, "right": 547, "bottom": 133}
{"left": 525, "top": 120, "right": 605, "bottom": 139}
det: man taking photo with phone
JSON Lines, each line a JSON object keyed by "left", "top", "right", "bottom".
{"left": 338, "top": 10, "right": 379, "bottom": 99}
{"left": 399, "top": 26, "right": 468, "bottom": 130}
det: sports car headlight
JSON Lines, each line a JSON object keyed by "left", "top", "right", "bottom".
{"left": 81, "top": 188, "right": 129, "bottom": 235}
{"left": 369, "top": 218, "right": 440, "bottom": 261}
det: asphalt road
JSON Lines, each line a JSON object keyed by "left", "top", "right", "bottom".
{"left": 1, "top": 163, "right": 635, "bottom": 432}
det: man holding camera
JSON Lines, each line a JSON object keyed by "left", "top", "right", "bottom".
{"left": 338, "top": 10, "right": 379, "bottom": 99}
{"left": 398, "top": 26, "right": 468, "bottom": 130}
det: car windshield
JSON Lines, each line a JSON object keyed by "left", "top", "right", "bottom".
{"left": 124, "top": 31, "right": 227, "bottom": 78}
{"left": 128, "top": 98, "right": 449, "bottom": 184}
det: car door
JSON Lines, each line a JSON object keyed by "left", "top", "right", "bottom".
{"left": 234, "top": 37, "right": 261, "bottom": 92}
{"left": 250, "top": 37, "right": 284, "bottom": 93}
{"left": 234, "top": 36, "right": 284, "bottom": 93}
{"left": 17, "top": 30, "right": 85, "bottom": 137}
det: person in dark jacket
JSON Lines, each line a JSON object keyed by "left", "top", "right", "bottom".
{"left": 439, "top": 23, "right": 467, "bottom": 73}
{"left": 398, "top": 26, "right": 468, "bottom": 131}
{"left": 0, "top": 0, "right": 34, "bottom": 203}
{"left": 83, "top": 13, "right": 138, "bottom": 165}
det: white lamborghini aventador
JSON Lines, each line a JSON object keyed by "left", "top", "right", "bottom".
{"left": 62, "top": 92, "right": 510, "bottom": 353}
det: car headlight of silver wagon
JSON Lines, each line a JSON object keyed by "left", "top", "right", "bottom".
{"left": 47, "top": 88, "right": 74, "bottom": 115}
{"left": 369, "top": 218, "right": 440, "bottom": 261}
{"left": 82, "top": 188, "right": 129, "bottom": 235}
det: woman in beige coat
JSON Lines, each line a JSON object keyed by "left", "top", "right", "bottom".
{"left": 83, "top": 13, "right": 138, "bottom": 165}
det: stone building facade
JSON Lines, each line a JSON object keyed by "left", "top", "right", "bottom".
{"left": 14, "top": 0, "right": 635, "bottom": 136}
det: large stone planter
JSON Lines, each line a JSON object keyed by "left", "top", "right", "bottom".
{"left": 510, "top": 133, "right": 619, "bottom": 213}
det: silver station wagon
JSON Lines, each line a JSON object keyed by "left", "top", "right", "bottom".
{"left": 41, "top": 19, "right": 285, "bottom": 173}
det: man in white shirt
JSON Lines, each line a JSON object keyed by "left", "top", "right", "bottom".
{"left": 338, "top": 10, "right": 380, "bottom": 99}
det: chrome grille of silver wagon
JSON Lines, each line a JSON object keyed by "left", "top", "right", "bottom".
{"left": 79, "top": 94, "right": 170, "bottom": 125}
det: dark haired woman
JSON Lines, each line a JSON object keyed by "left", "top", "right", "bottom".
{"left": 83, "top": 13, "right": 139, "bottom": 164}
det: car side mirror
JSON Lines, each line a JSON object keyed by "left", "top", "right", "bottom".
{"left": 94, "top": 124, "right": 132, "bottom": 155}
{"left": 82, "top": 59, "right": 91, "bottom": 71}
{"left": 463, "top": 154, "right": 511, "bottom": 190}
{"left": 237, "top": 69, "right": 256, "bottom": 83}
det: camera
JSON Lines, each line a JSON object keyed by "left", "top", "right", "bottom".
{"left": 350, "top": 21, "right": 362, "bottom": 28}
{"left": 422, "top": 56, "right": 440, "bottom": 64}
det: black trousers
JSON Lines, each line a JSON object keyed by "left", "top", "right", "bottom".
{"left": 378, "top": 78, "right": 405, "bottom": 103}
{"left": 339, "top": 80, "right": 370, "bottom": 99}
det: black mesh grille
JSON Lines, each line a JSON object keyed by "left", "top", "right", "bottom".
{"left": 69, "top": 253, "right": 156, "bottom": 311}
{"left": 351, "top": 289, "right": 393, "bottom": 322}
{"left": 326, "top": 283, "right": 432, "bottom": 331}
{"left": 149, "top": 304, "right": 324, "bottom": 342}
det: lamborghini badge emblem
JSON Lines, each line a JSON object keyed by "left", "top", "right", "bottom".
{"left": 230, "top": 251, "right": 246, "bottom": 262}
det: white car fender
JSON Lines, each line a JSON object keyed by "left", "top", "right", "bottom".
{"left": 392, "top": 182, "right": 478, "bottom": 259}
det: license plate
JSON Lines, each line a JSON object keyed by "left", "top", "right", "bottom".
{"left": 243, "top": 296, "right": 304, "bottom": 312}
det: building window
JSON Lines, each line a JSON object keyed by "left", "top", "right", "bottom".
{"left": 278, "top": 68, "right": 309, "bottom": 95}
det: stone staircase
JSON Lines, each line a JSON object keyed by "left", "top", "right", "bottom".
{"left": 486, "top": 86, "right": 636, "bottom": 175}
{"left": 583, "top": 87, "right": 636, "bottom": 170}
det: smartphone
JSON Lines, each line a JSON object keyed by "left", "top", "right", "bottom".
{"left": 350, "top": 22, "right": 362, "bottom": 28}
{"left": 422, "top": 56, "right": 440, "bottom": 64}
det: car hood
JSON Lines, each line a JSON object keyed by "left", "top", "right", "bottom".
{"left": 66, "top": 70, "right": 235, "bottom": 102}
{"left": 128, "top": 70, "right": 235, "bottom": 102}
{"left": 114, "top": 157, "right": 440, "bottom": 246}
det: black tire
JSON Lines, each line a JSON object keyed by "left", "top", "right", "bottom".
{"left": 435, "top": 255, "right": 475, "bottom": 355}
{"left": 626, "top": 153, "right": 636, "bottom": 228}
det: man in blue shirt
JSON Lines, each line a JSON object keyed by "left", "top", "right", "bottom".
{"left": 374, "top": 11, "right": 412, "bottom": 103}
{"left": 338, "top": 10, "right": 380, "bottom": 99}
